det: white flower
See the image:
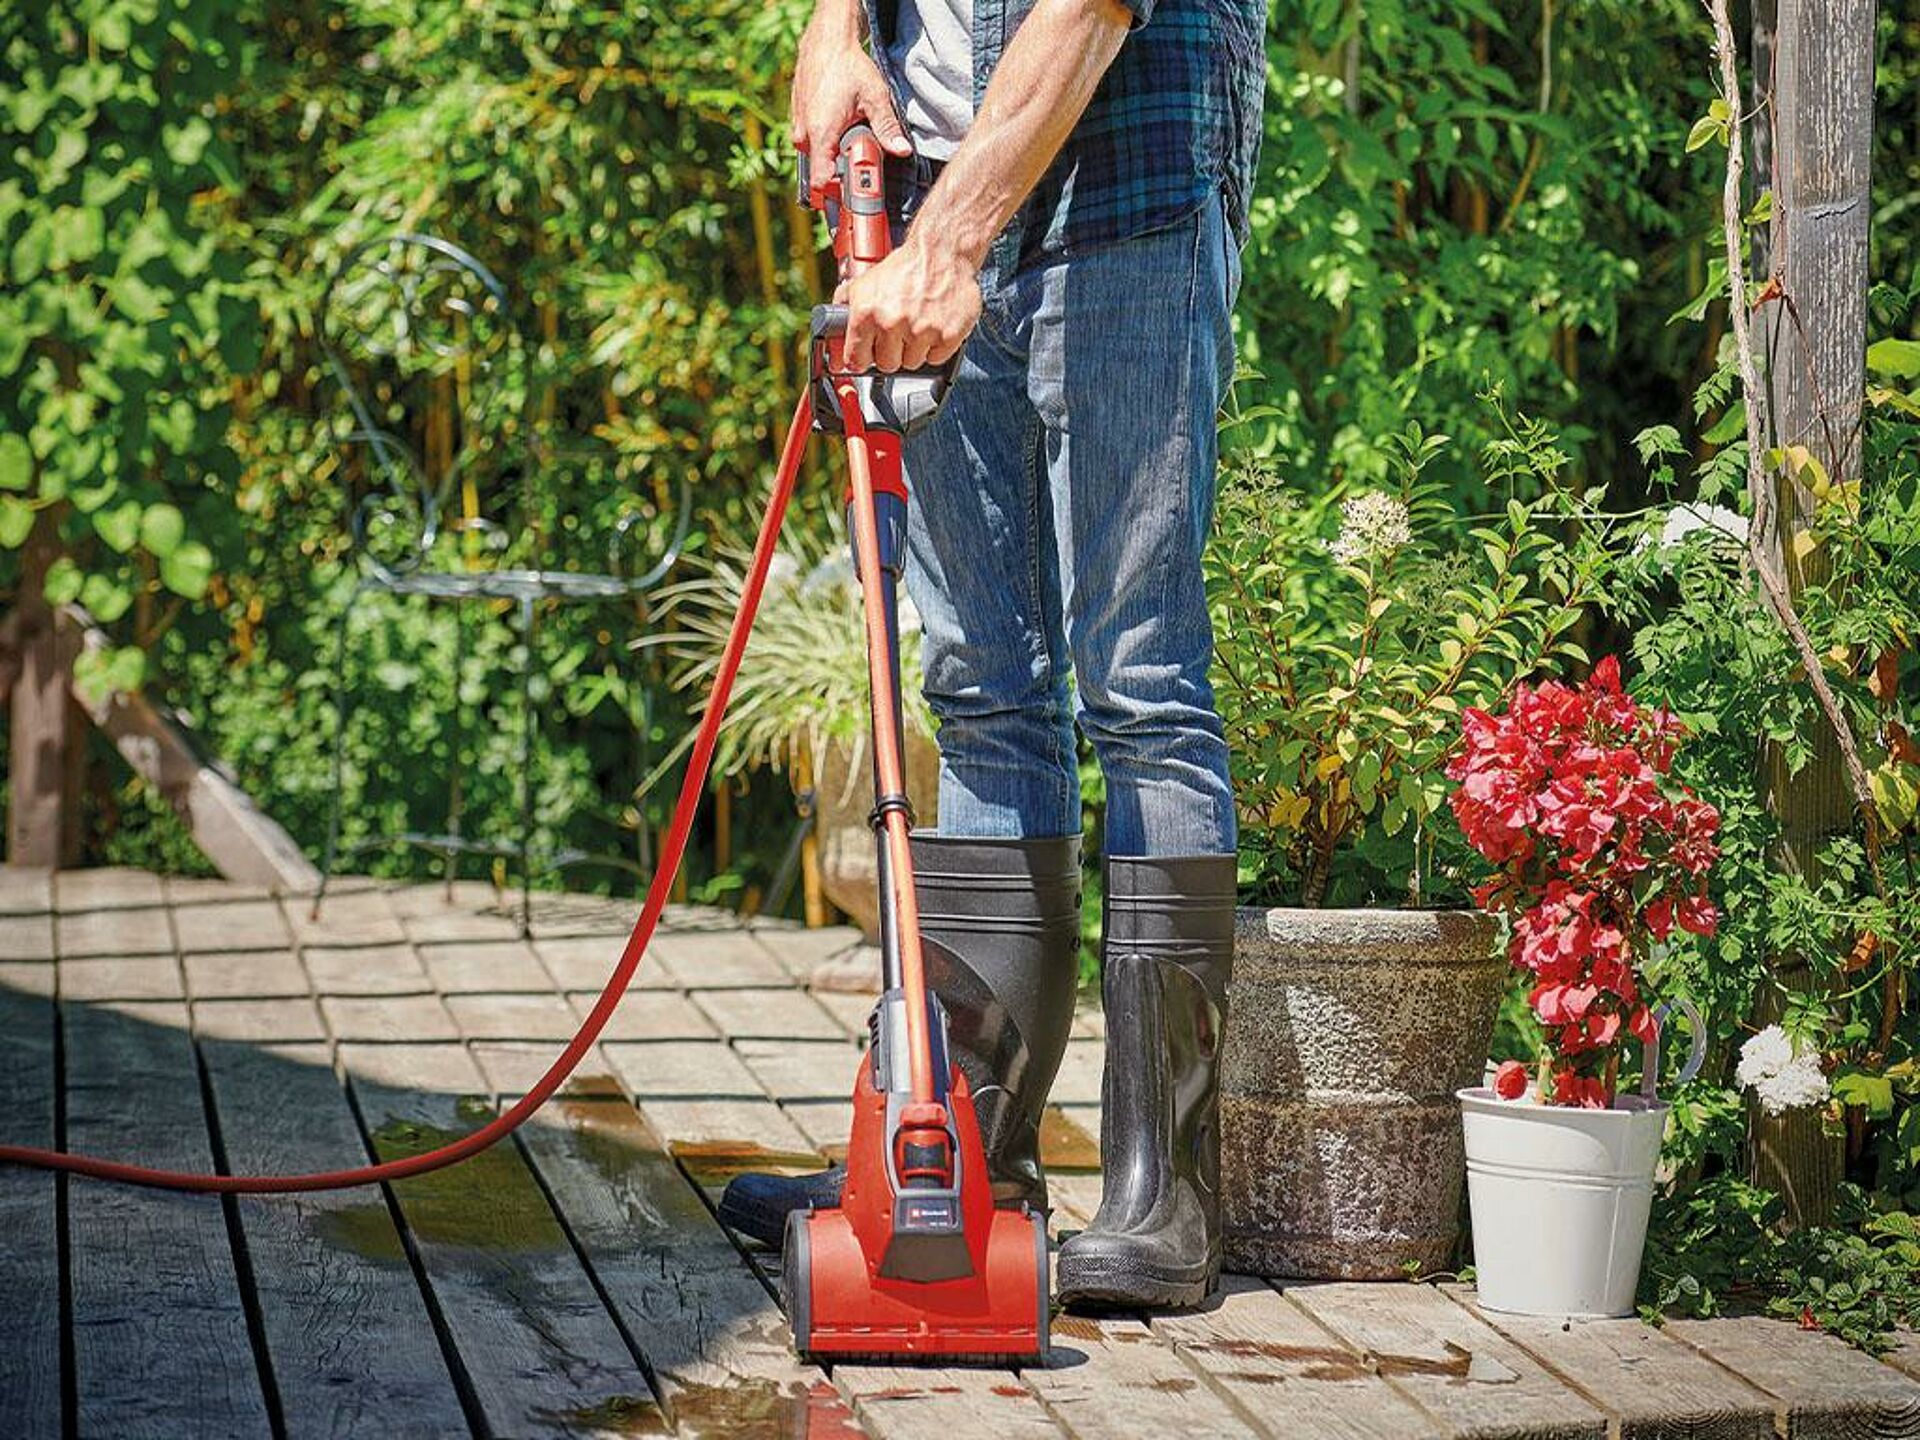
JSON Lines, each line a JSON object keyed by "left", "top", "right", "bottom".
{"left": 1736, "top": 1025, "right": 1829, "bottom": 1116}
{"left": 1330, "top": 492, "right": 1413, "bottom": 565}
{"left": 1753, "top": 1057, "right": 1831, "bottom": 1117}
{"left": 1735, "top": 1025, "right": 1794, "bottom": 1088}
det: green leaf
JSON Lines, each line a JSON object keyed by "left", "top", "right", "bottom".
{"left": 1832, "top": 1070, "right": 1895, "bottom": 1119}
{"left": 0, "top": 432, "right": 31, "bottom": 491}
{"left": 79, "top": 572, "right": 133, "bottom": 623}
{"left": 1866, "top": 338, "right": 1920, "bottom": 381}
{"left": 159, "top": 540, "right": 213, "bottom": 599}
{"left": 1701, "top": 400, "right": 1746, "bottom": 446}
{"left": 0, "top": 495, "right": 33, "bottom": 548}
{"left": 162, "top": 118, "right": 213, "bottom": 167}
{"left": 43, "top": 556, "right": 84, "bottom": 606}
{"left": 140, "top": 502, "right": 186, "bottom": 557}
{"left": 93, "top": 500, "right": 141, "bottom": 552}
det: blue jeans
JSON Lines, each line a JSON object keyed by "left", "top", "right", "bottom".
{"left": 901, "top": 192, "right": 1240, "bottom": 858}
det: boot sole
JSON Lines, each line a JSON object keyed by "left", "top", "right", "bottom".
{"left": 1054, "top": 1250, "right": 1223, "bottom": 1312}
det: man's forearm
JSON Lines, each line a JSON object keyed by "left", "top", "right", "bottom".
{"left": 908, "top": 0, "right": 1134, "bottom": 268}
{"left": 803, "top": 0, "right": 864, "bottom": 54}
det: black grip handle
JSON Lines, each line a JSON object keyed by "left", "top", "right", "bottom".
{"left": 812, "top": 304, "right": 851, "bottom": 338}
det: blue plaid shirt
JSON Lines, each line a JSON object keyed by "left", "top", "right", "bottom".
{"left": 864, "top": 0, "right": 1268, "bottom": 267}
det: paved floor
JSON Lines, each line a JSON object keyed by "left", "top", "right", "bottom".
{"left": 2, "top": 866, "right": 1919, "bottom": 1439}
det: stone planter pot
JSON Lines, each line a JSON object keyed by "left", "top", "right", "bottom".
{"left": 811, "top": 734, "right": 941, "bottom": 941}
{"left": 1221, "top": 906, "right": 1504, "bottom": 1279}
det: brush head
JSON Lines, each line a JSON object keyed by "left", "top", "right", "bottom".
{"left": 784, "top": 1203, "right": 1049, "bottom": 1365}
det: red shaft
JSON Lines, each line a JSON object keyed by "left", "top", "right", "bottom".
{"left": 0, "top": 397, "right": 815, "bottom": 1194}
{"left": 837, "top": 382, "right": 937, "bottom": 1109}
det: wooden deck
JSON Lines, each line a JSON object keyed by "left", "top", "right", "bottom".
{"left": 3, "top": 865, "right": 1919, "bottom": 1439}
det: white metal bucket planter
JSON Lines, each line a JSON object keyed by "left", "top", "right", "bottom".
{"left": 1459, "top": 1000, "right": 1705, "bottom": 1318}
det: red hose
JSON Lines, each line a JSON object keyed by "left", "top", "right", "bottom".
{"left": 0, "top": 397, "right": 815, "bottom": 1194}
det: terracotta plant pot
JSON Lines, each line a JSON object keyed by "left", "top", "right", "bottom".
{"left": 1221, "top": 906, "right": 1504, "bottom": 1279}
{"left": 810, "top": 733, "right": 941, "bottom": 941}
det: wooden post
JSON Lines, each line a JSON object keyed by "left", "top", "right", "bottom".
{"left": 6, "top": 512, "right": 85, "bottom": 867}
{"left": 1746, "top": 0, "right": 1876, "bottom": 1227}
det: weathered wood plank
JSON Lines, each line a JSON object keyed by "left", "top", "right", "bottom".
{"left": 502, "top": 1072, "right": 866, "bottom": 1440}
{"left": 1030, "top": 1312, "right": 1278, "bottom": 1439}
{"left": 838, "top": 1364, "right": 1063, "bottom": 1440}
{"left": 1664, "top": 1315, "right": 1920, "bottom": 1439}
{"left": 0, "top": 986, "right": 62, "bottom": 1438}
{"left": 1154, "top": 1275, "right": 1446, "bottom": 1439}
{"left": 1287, "top": 1282, "right": 1606, "bottom": 1439}
{"left": 63, "top": 999, "right": 274, "bottom": 1437}
{"left": 1452, "top": 1290, "right": 1774, "bottom": 1440}
{"left": 340, "top": 1042, "right": 659, "bottom": 1438}
{"left": 199, "top": 1039, "right": 469, "bottom": 1440}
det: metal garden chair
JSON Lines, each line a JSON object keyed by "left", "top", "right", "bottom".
{"left": 310, "top": 233, "right": 689, "bottom": 933}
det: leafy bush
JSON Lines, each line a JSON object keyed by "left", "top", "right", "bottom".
{"left": 1209, "top": 404, "right": 1600, "bottom": 907}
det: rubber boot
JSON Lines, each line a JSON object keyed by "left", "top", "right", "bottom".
{"left": 717, "top": 834, "right": 1083, "bottom": 1248}
{"left": 1054, "top": 854, "right": 1235, "bottom": 1311}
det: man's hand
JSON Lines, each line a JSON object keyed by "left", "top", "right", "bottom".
{"left": 838, "top": 233, "right": 983, "bottom": 373}
{"left": 792, "top": 21, "right": 911, "bottom": 174}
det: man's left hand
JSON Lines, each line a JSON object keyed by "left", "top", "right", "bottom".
{"left": 838, "top": 234, "right": 983, "bottom": 373}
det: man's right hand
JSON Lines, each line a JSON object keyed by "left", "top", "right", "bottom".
{"left": 791, "top": 22, "right": 913, "bottom": 174}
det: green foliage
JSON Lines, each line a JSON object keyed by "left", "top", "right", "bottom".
{"left": 1210, "top": 402, "right": 1601, "bottom": 907}
{"left": 1641, "top": 1179, "right": 1920, "bottom": 1352}
{"left": 1, "top": 0, "right": 260, "bottom": 690}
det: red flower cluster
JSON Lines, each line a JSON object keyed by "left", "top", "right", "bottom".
{"left": 1448, "top": 657, "right": 1720, "bottom": 1108}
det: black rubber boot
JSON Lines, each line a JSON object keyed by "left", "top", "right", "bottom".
{"left": 1054, "top": 854, "right": 1235, "bottom": 1311}
{"left": 717, "top": 834, "right": 1083, "bottom": 1248}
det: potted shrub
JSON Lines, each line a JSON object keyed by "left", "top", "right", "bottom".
{"left": 1449, "top": 657, "right": 1717, "bottom": 1316}
{"left": 647, "top": 535, "right": 938, "bottom": 937}
{"left": 1208, "top": 422, "right": 1602, "bottom": 1278}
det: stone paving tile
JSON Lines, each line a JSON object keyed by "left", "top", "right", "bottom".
{"left": 0, "top": 962, "right": 55, "bottom": 997}
{"left": 808, "top": 988, "right": 878, "bottom": 1041}
{"left": 0, "top": 865, "right": 53, "bottom": 914}
{"left": 735, "top": 1037, "right": 862, "bottom": 1101}
{"left": 781, "top": 1099, "right": 855, "bottom": 1153}
{"left": 52, "top": 867, "right": 165, "bottom": 910}
{"left": 1070, "top": 1000, "right": 1105, "bottom": 1040}
{"left": 641, "top": 1096, "right": 813, "bottom": 1152}
{"left": 192, "top": 997, "right": 328, "bottom": 1042}
{"left": 56, "top": 905, "right": 175, "bottom": 959}
{"left": 337, "top": 1040, "right": 475, "bottom": 1093}
{"left": 385, "top": 880, "right": 510, "bottom": 917}
{"left": 393, "top": 890, "right": 525, "bottom": 943}
{"left": 638, "top": 932, "right": 779, "bottom": 989}
{"left": 570, "top": 988, "right": 715, "bottom": 1042}
{"left": 319, "top": 993, "right": 458, "bottom": 1043}
{"left": 57, "top": 955, "right": 184, "bottom": 1002}
{"left": 183, "top": 950, "right": 311, "bottom": 1000}
{"left": 171, "top": 898, "right": 291, "bottom": 954}
{"left": 444, "top": 992, "right": 581, "bottom": 1041}
{"left": 523, "top": 892, "right": 644, "bottom": 937}
{"left": 602, "top": 1039, "right": 765, "bottom": 1099}
{"left": 467, "top": 1041, "right": 626, "bottom": 1098}
{"left": 161, "top": 875, "right": 277, "bottom": 906}
{"left": 419, "top": 939, "right": 550, "bottom": 994}
{"left": 1050, "top": 1037, "right": 1105, "bottom": 1106}
{"left": 0, "top": 911, "right": 55, "bottom": 961}
{"left": 745, "top": 921, "right": 866, "bottom": 981}
{"left": 302, "top": 943, "right": 433, "bottom": 996}
{"left": 533, "top": 934, "right": 675, "bottom": 990}
{"left": 691, "top": 986, "right": 844, "bottom": 1042}
{"left": 285, "top": 890, "right": 406, "bottom": 946}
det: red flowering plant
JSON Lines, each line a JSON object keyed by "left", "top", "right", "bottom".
{"left": 1448, "top": 657, "right": 1720, "bottom": 1108}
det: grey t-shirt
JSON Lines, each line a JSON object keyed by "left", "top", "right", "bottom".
{"left": 886, "top": 0, "right": 973, "bottom": 161}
